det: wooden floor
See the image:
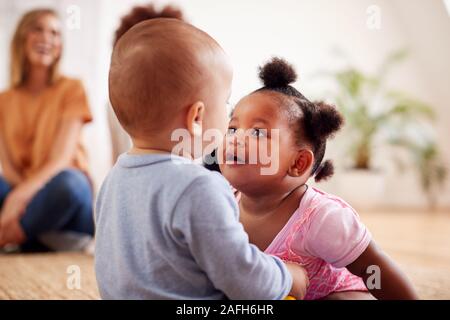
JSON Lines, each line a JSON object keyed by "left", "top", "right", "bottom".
{"left": 359, "top": 210, "right": 450, "bottom": 299}
{"left": 0, "top": 210, "right": 449, "bottom": 300}
{"left": 0, "top": 252, "right": 98, "bottom": 299}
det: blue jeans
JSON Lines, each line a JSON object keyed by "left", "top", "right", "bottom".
{"left": 0, "top": 169, "right": 94, "bottom": 252}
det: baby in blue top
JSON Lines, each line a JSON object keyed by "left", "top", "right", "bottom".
{"left": 95, "top": 19, "right": 308, "bottom": 299}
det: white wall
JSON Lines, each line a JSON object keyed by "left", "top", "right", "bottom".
{"left": 0, "top": 0, "right": 449, "bottom": 208}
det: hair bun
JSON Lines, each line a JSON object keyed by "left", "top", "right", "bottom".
{"left": 258, "top": 57, "right": 297, "bottom": 88}
{"left": 314, "top": 159, "right": 334, "bottom": 182}
{"left": 312, "top": 101, "right": 345, "bottom": 140}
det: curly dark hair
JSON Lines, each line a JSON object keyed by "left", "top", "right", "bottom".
{"left": 255, "top": 57, "right": 344, "bottom": 182}
{"left": 113, "top": 4, "right": 184, "bottom": 46}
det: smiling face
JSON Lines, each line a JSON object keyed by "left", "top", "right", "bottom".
{"left": 24, "top": 13, "right": 62, "bottom": 69}
{"left": 219, "top": 91, "right": 309, "bottom": 196}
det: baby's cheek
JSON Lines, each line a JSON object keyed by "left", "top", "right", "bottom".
{"left": 256, "top": 139, "right": 277, "bottom": 163}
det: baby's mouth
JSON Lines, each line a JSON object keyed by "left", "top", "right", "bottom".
{"left": 34, "top": 43, "right": 53, "bottom": 56}
{"left": 225, "top": 153, "right": 245, "bottom": 165}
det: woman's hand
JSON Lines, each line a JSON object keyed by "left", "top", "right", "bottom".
{"left": 0, "top": 182, "right": 38, "bottom": 246}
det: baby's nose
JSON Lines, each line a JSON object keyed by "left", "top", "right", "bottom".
{"left": 234, "top": 132, "right": 246, "bottom": 148}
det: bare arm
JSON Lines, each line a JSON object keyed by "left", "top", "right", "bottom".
{"left": 0, "top": 134, "right": 22, "bottom": 186}
{"left": 347, "top": 240, "right": 418, "bottom": 300}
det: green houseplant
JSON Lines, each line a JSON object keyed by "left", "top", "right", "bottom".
{"left": 324, "top": 49, "right": 447, "bottom": 208}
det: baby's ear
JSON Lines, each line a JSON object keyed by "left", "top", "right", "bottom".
{"left": 288, "top": 149, "right": 314, "bottom": 177}
{"left": 186, "top": 101, "right": 205, "bottom": 137}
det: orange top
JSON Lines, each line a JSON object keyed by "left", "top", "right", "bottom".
{"left": 0, "top": 76, "right": 93, "bottom": 180}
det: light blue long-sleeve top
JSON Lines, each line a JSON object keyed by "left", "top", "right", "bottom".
{"left": 94, "top": 153, "right": 292, "bottom": 299}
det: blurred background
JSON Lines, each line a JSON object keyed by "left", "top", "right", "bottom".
{"left": 1, "top": 0, "right": 449, "bottom": 210}
{"left": 0, "top": 0, "right": 449, "bottom": 299}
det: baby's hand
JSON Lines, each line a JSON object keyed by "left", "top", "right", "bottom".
{"left": 285, "top": 262, "right": 309, "bottom": 300}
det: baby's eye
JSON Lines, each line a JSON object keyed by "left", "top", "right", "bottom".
{"left": 227, "top": 127, "right": 237, "bottom": 135}
{"left": 251, "top": 128, "right": 267, "bottom": 138}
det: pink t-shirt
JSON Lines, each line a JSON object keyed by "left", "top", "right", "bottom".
{"left": 264, "top": 186, "right": 371, "bottom": 300}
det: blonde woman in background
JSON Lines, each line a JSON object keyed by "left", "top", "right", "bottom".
{"left": 0, "top": 9, "right": 94, "bottom": 252}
